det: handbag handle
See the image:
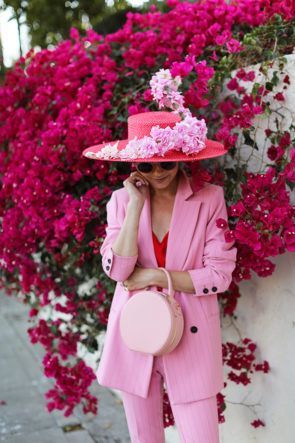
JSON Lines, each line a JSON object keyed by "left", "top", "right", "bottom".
{"left": 122, "top": 267, "right": 175, "bottom": 299}
{"left": 158, "top": 267, "right": 175, "bottom": 299}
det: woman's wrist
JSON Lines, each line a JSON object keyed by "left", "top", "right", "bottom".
{"left": 150, "top": 268, "right": 167, "bottom": 288}
{"left": 126, "top": 200, "right": 144, "bottom": 216}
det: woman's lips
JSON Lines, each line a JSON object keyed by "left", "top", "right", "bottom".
{"left": 154, "top": 176, "right": 168, "bottom": 181}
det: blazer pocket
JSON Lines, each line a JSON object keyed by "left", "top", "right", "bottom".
{"left": 198, "top": 294, "right": 220, "bottom": 319}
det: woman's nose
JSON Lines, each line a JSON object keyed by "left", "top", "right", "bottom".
{"left": 153, "top": 164, "right": 164, "bottom": 173}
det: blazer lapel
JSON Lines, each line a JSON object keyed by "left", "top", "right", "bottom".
{"left": 137, "top": 169, "right": 203, "bottom": 271}
{"left": 165, "top": 170, "right": 202, "bottom": 270}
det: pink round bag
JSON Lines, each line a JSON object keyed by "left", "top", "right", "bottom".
{"left": 119, "top": 267, "right": 184, "bottom": 356}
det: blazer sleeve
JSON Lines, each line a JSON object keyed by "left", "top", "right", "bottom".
{"left": 187, "top": 186, "right": 237, "bottom": 296}
{"left": 100, "top": 191, "right": 138, "bottom": 282}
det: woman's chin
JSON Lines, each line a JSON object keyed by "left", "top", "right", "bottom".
{"left": 151, "top": 177, "right": 169, "bottom": 185}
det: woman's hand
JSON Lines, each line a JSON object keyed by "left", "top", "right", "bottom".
{"left": 123, "top": 171, "right": 149, "bottom": 208}
{"left": 122, "top": 266, "right": 156, "bottom": 291}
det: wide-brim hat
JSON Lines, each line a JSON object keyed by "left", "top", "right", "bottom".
{"left": 82, "top": 111, "right": 227, "bottom": 162}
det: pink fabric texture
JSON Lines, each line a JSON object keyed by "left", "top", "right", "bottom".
{"left": 97, "top": 169, "right": 237, "bottom": 404}
{"left": 121, "top": 355, "right": 219, "bottom": 443}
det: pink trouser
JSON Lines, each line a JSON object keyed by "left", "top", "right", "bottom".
{"left": 121, "top": 355, "right": 220, "bottom": 443}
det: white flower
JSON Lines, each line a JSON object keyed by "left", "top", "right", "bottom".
{"left": 84, "top": 151, "right": 98, "bottom": 159}
{"left": 90, "top": 141, "right": 120, "bottom": 159}
{"left": 119, "top": 138, "right": 141, "bottom": 159}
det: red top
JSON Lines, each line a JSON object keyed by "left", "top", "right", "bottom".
{"left": 152, "top": 231, "right": 169, "bottom": 291}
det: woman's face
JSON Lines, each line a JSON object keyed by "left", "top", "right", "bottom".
{"left": 133, "top": 162, "right": 180, "bottom": 190}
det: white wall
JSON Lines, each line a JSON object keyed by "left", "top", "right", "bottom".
{"left": 220, "top": 251, "right": 295, "bottom": 443}
{"left": 218, "top": 54, "right": 295, "bottom": 442}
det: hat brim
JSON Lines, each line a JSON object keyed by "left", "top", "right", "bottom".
{"left": 82, "top": 138, "right": 228, "bottom": 162}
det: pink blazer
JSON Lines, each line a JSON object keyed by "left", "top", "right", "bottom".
{"left": 96, "top": 169, "right": 237, "bottom": 404}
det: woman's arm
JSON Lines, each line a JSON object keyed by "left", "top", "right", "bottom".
{"left": 111, "top": 200, "right": 142, "bottom": 257}
{"left": 186, "top": 186, "right": 237, "bottom": 296}
{"left": 150, "top": 186, "right": 237, "bottom": 295}
{"left": 100, "top": 192, "right": 141, "bottom": 282}
{"left": 151, "top": 270, "right": 195, "bottom": 293}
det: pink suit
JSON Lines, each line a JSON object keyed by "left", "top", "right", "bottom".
{"left": 97, "top": 169, "right": 237, "bottom": 441}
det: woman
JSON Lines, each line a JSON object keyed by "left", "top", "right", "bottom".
{"left": 82, "top": 111, "right": 237, "bottom": 443}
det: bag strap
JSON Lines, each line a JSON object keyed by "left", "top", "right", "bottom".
{"left": 158, "top": 267, "right": 175, "bottom": 298}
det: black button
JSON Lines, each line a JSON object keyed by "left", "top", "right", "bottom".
{"left": 107, "top": 258, "right": 111, "bottom": 263}
{"left": 190, "top": 326, "right": 198, "bottom": 333}
{"left": 212, "top": 286, "right": 217, "bottom": 292}
{"left": 203, "top": 288, "right": 209, "bottom": 294}
{"left": 106, "top": 265, "right": 110, "bottom": 271}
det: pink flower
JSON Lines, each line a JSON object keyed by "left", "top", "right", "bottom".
{"left": 234, "top": 221, "right": 262, "bottom": 251}
{"left": 216, "top": 218, "right": 228, "bottom": 229}
{"left": 170, "top": 60, "right": 194, "bottom": 77}
{"left": 274, "top": 92, "right": 285, "bottom": 101}
{"left": 283, "top": 225, "right": 295, "bottom": 252}
{"left": 229, "top": 201, "right": 246, "bottom": 217}
{"left": 251, "top": 419, "right": 265, "bottom": 428}
{"left": 150, "top": 126, "right": 175, "bottom": 155}
{"left": 226, "top": 38, "right": 243, "bottom": 53}
{"left": 137, "top": 136, "right": 160, "bottom": 158}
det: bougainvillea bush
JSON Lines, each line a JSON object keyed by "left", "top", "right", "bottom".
{"left": 0, "top": 0, "right": 294, "bottom": 429}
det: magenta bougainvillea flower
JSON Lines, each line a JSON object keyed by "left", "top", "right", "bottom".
{"left": 0, "top": 0, "right": 294, "bottom": 431}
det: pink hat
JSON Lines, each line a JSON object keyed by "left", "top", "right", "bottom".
{"left": 82, "top": 110, "right": 227, "bottom": 163}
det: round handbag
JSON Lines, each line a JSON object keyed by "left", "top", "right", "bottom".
{"left": 119, "top": 267, "right": 184, "bottom": 356}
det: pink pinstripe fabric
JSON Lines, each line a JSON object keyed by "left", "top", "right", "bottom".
{"left": 121, "top": 355, "right": 220, "bottom": 443}
{"left": 96, "top": 169, "right": 237, "bottom": 404}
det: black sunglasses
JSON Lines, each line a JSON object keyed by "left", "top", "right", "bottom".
{"left": 136, "top": 162, "right": 177, "bottom": 173}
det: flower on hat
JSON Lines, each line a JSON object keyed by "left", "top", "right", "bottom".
{"left": 120, "top": 68, "right": 207, "bottom": 159}
{"left": 150, "top": 68, "right": 192, "bottom": 119}
{"left": 86, "top": 68, "right": 208, "bottom": 160}
{"left": 175, "top": 116, "right": 207, "bottom": 154}
{"left": 85, "top": 140, "right": 119, "bottom": 159}
{"left": 120, "top": 136, "right": 158, "bottom": 159}
{"left": 149, "top": 68, "right": 184, "bottom": 112}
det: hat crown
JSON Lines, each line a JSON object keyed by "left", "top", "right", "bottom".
{"left": 127, "top": 111, "right": 181, "bottom": 140}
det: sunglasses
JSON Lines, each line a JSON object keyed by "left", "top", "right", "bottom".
{"left": 136, "top": 162, "right": 177, "bottom": 173}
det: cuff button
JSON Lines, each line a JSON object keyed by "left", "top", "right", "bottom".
{"left": 106, "top": 265, "right": 110, "bottom": 271}
{"left": 107, "top": 258, "right": 111, "bottom": 264}
{"left": 203, "top": 288, "right": 209, "bottom": 294}
{"left": 212, "top": 286, "right": 217, "bottom": 292}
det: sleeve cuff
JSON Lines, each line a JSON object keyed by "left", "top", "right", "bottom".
{"left": 187, "top": 265, "right": 234, "bottom": 296}
{"left": 102, "top": 247, "right": 138, "bottom": 282}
